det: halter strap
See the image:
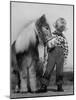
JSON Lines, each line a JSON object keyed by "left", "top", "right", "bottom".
{"left": 44, "top": 36, "right": 56, "bottom": 46}
{"left": 35, "top": 22, "right": 46, "bottom": 45}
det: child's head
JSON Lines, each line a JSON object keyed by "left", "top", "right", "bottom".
{"left": 54, "top": 17, "right": 67, "bottom": 32}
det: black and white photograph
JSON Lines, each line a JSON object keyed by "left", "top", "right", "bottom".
{"left": 10, "top": 1, "right": 74, "bottom": 99}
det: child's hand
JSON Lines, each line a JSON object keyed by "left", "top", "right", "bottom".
{"left": 47, "top": 37, "right": 56, "bottom": 49}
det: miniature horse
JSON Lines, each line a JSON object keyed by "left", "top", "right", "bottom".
{"left": 11, "top": 14, "right": 51, "bottom": 93}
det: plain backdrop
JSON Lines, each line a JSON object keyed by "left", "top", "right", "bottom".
{"left": 0, "top": 0, "right": 75, "bottom": 100}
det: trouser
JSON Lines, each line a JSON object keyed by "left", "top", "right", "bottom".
{"left": 41, "top": 47, "right": 64, "bottom": 87}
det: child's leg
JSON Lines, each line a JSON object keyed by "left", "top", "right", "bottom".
{"left": 56, "top": 55, "right": 64, "bottom": 91}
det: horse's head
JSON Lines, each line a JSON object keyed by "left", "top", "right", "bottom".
{"left": 36, "top": 14, "right": 52, "bottom": 45}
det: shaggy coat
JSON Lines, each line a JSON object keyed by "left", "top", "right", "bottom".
{"left": 11, "top": 14, "right": 51, "bottom": 93}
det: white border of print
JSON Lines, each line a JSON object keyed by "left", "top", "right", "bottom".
{"left": 0, "top": 0, "right": 75, "bottom": 100}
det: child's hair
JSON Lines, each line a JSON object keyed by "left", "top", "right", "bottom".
{"left": 53, "top": 17, "right": 67, "bottom": 32}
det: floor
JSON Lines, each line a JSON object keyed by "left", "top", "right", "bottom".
{"left": 10, "top": 85, "right": 74, "bottom": 99}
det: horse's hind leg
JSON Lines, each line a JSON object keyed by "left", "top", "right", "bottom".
{"left": 20, "top": 55, "right": 32, "bottom": 93}
{"left": 20, "top": 70, "right": 28, "bottom": 93}
{"left": 20, "top": 59, "right": 28, "bottom": 93}
{"left": 14, "top": 71, "right": 21, "bottom": 93}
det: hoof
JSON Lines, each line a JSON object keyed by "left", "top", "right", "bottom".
{"left": 20, "top": 89, "right": 28, "bottom": 93}
{"left": 20, "top": 91, "right": 28, "bottom": 93}
{"left": 36, "top": 87, "right": 47, "bottom": 93}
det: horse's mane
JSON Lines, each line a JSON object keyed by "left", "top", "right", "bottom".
{"left": 15, "top": 19, "right": 36, "bottom": 42}
{"left": 35, "top": 14, "right": 51, "bottom": 44}
{"left": 18, "top": 14, "right": 47, "bottom": 38}
{"left": 23, "top": 20, "right": 35, "bottom": 29}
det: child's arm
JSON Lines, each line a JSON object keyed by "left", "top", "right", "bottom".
{"left": 47, "top": 36, "right": 57, "bottom": 49}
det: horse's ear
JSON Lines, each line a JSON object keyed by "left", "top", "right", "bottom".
{"left": 39, "top": 14, "right": 46, "bottom": 24}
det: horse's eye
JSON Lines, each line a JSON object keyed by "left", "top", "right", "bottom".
{"left": 46, "top": 27, "right": 49, "bottom": 30}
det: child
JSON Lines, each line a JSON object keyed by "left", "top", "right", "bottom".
{"left": 37, "top": 17, "right": 68, "bottom": 92}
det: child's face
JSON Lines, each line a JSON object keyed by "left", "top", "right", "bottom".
{"left": 55, "top": 19, "right": 66, "bottom": 32}
{"left": 56, "top": 25, "right": 65, "bottom": 32}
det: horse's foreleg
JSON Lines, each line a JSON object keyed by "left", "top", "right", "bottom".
{"left": 29, "top": 61, "right": 37, "bottom": 92}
